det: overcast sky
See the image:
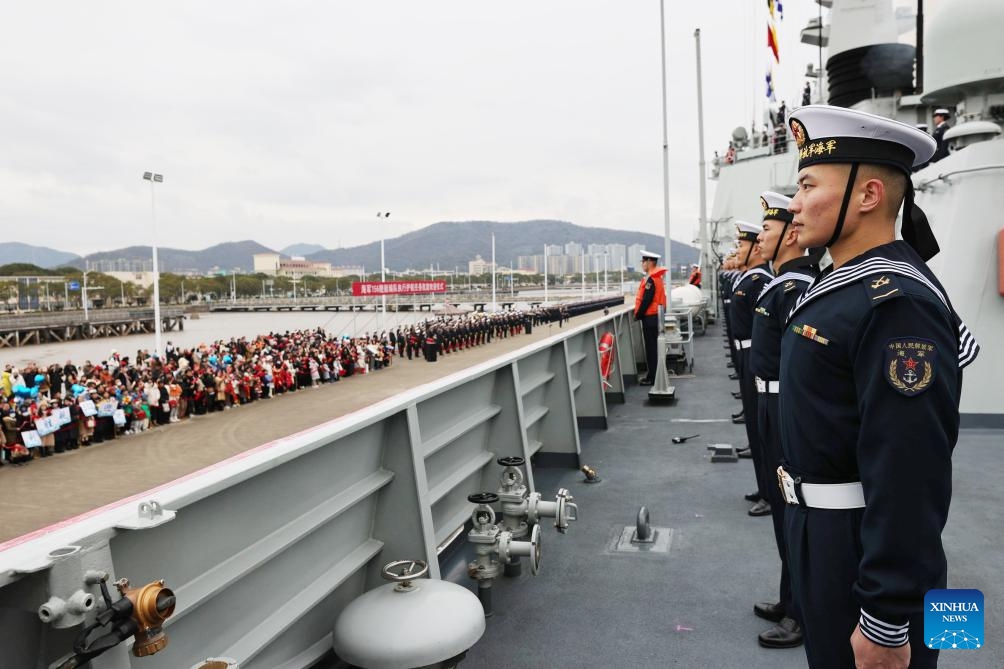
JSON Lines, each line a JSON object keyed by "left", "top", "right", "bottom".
{"left": 3, "top": 2, "right": 830, "bottom": 256}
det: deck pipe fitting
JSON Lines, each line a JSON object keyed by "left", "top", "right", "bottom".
{"left": 466, "top": 492, "right": 540, "bottom": 616}
{"left": 53, "top": 574, "right": 175, "bottom": 669}
{"left": 495, "top": 456, "right": 577, "bottom": 577}
{"left": 38, "top": 590, "right": 96, "bottom": 628}
{"left": 115, "top": 577, "right": 177, "bottom": 656}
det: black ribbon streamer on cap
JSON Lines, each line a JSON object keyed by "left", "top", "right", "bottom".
{"left": 902, "top": 182, "right": 940, "bottom": 261}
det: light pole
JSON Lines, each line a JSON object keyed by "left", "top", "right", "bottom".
{"left": 658, "top": 0, "right": 673, "bottom": 303}
{"left": 377, "top": 212, "right": 390, "bottom": 326}
{"left": 82, "top": 270, "right": 89, "bottom": 321}
{"left": 142, "top": 171, "right": 164, "bottom": 357}
{"left": 543, "top": 245, "right": 548, "bottom": 305}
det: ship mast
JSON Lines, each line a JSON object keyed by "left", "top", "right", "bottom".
{"left": 658, "top": 0, "right": 672, "bottom": 298}
{"left": 694, "top": 28, "right": 712, "bottom": 316}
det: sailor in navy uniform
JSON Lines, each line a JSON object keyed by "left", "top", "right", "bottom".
{"left": 720, "top": 250, "right": 743, "bottom": 386}
{"left": 929, "top": 108, "right": 951, "bottom": 163}
{"left": 749, "top": 191, "right": 819, "bottom": 649}
{"left": 779, "top": 105, "right": 979, "bottom": 668}
{"left": 728, "top": 221, "right": 774, "bottom": 514}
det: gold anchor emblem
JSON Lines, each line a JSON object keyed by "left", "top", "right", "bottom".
{"left": 870, "top": 276, "right": 891, "bottom": 290}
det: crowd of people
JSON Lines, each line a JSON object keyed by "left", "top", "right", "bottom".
{"left": 0, "top": 304, "right": 595, "bottom": 467}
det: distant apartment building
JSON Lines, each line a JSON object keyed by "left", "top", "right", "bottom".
{"left": 468, "top": 255, "right": 496, "bottom": 275}
{"left": 627, "top": 244, "right": 646, "bottom": 270}
{"left": 253, "top": 252, "right": 335, "bottom": 278}
{"left": 103, "top": 271, "right": 155, "bottom": 288}
{"left": 87, "top": 258, "right": 154, "bottom": 273}
{"left": 607, "top": 243, "right": 626, "bottom": 270}
{"left": 520, "top": 241, "right": 654, "bottom": 276}
{"left": 516, "top": 255, "right": 544, "bottom": 273}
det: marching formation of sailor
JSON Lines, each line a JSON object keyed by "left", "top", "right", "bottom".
{"left": 713, "top": 105, "right": 979, "bottom": 669}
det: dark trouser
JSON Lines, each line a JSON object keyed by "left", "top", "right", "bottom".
{"left": 756, "top": 391, "right": 791, "bottom": 613}
{"left": 785, "top": 505, "right": 940, "bottom": 668}
{"left": 641, "top": 315, "right": 659, "bottom": 382}
{"left": 738, "top": 350, "right": 766, "bottom": 498}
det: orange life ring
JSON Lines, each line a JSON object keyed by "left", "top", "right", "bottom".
{"left": 598, "top": 332, "right": 615, "bottom": 385}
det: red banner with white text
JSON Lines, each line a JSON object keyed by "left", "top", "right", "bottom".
{"left": 351, "top": 280, "right": 447, "bottom": 296}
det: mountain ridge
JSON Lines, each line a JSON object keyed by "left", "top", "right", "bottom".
{"left": 2, "top": 221, "right": 698, "bottom": 274}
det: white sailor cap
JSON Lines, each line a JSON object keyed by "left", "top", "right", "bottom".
{"left": 639, "top": 250, "right": 661, "bottom": 262}
{"left": 788, "top": 104, "right": 941, "bottom": 260}
{"left": 787, "top": 104, "right": 936, "bottom": 173}
{"left": 933, "top": 108, "right": 951, "bottom": 117}
{"left": 760, "top": 191, "right": 793, "bottom": 223}
{"left": 735, "top": 220, "right": 763, "bottom": 242}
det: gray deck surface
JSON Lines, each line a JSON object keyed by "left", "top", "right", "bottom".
{"left": 447, "top": 319, "right": 1002, "bottom": 669}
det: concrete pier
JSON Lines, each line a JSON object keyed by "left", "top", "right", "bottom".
{"left": 0, "top": 307, "right": 616, "bottom": 544}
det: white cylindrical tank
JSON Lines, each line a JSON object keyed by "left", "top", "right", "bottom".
{"left": 333, "top": 561, "right": 486, "bottom": 669}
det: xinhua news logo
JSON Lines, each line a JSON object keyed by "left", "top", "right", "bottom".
{"left": 924, "top": 589, "right": 984, "bottom": 650}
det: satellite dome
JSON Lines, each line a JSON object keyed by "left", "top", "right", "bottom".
{"left": 923, "top": 0, "right": 1004, "bottom": 101}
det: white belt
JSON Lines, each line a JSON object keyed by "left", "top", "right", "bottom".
{"left": 777, "top": 467, "right": 865, "bottom": 510}
{"left": 755, "top": 377, "right": 779, "bottom": 393}
{"left": 734, "top": 338, "right": 751, "bottom": 350}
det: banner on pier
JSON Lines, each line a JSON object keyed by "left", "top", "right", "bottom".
{"left": 352, "top": 280, "right": 447, "bottom": 296}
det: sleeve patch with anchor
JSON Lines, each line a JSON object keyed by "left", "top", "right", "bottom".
{"left": 884, "top": 337, "right": 937, "bottom": 396}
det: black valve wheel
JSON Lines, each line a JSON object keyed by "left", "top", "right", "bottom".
{"left": 467, "top": 492, "right": 500, "bottom": 505}
{"left": 497, "top": 456, "right": 525, "bottom": 467}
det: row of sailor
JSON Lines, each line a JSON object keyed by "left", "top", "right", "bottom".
{"left": 719, "top": 104, "right": 979, "bottom": 669}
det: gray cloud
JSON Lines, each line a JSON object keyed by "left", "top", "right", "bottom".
{"left": 1, "top": 1, "right": 821, "bottom": 256}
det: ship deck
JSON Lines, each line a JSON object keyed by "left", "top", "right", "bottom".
{"left": 440, "top": 318, "right": 1002, "bottom": 669}
{"left": 2, "top": 308, "right": 998, "bottom": 668}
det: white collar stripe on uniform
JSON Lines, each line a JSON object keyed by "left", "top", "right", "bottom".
{"left": 757, "top": 270, "right": 814, "bottom": 303}
{"left": 737, "top": 266, "right": 774, "bottom": 285}
{"left": 787, "top": 257, "right": 979, "bottom": 368}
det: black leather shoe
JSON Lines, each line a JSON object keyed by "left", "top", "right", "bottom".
{"left": 638, "top": 378, "right": 654, "bottom": 386}
{"left": 748, "top": 499, "right": 771, "bottom": 516}
{"left": 737, "top": 447, "right": 753, "bottom": 459}
{"left": 732, "top": 391, "right": 743, "bottom": 399}
{"left": 743, "top": 491, "right": 761, "bottom": 502}
{"left": 758, "top": 617, "right": 803, "bottom": 648}
{"left": 753, "top": 601, "right": 786, "bottom": 622}
{"left": 726, "top": 362, "right": 734, "bottom": 368}
{"left": 728, "top": 373, "right": 739, "bottom": 380}
{"left": 730, "top": 410, "right": 744, "bottom": 419}
{"left": 732, "top": 415, "right": 746, "bottom": 424}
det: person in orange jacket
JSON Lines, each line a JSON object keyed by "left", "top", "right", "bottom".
{"left": 688, "top": 263, "right": 702, "bottom": 288}
{"left": 634, "top": 250, "right": 667, "bottom": 385}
